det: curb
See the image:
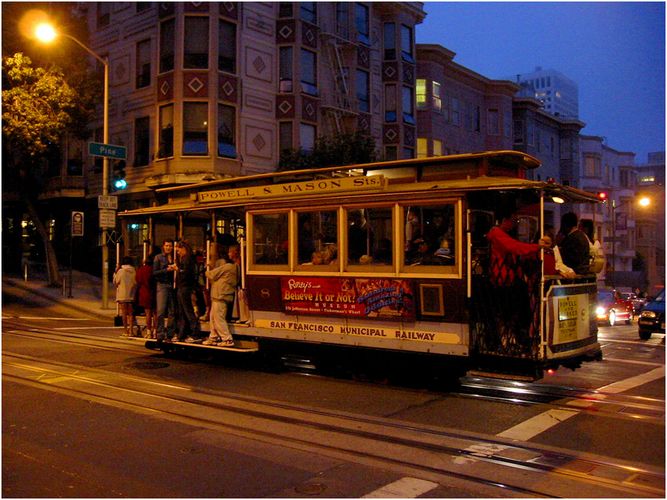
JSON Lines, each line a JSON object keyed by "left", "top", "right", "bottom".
{"left": 4, "top": 278, "right": 116, "bottom": 322}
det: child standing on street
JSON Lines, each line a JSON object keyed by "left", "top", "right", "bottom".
{"left": 113, "top": 256, "right": 137, "bottom": 337}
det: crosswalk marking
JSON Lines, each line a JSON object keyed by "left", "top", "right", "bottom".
{"left": 596, "top": 366, "right": 665, "bottom": 394}
{"left": 362, "top": 477, "right": 439, "bottom": 498}
{"left": 496, "top": 409, "right": 579, "bottom": 441}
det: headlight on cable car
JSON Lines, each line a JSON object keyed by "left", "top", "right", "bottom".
{"left": 640, "top": 310, "right": 657, "bottom": 319}
{"left": 596, "top": 306, "right": 607, "bottom": 317}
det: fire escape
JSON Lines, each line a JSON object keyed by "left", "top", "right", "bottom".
{"left": 319, "top": 19, "right": 358, "bottom": 135}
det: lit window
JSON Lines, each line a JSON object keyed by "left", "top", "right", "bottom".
{"left": 183, "top": 102, "right": 208, "bottom": 156}
{"left": 433, "top": 139, "right": 442, "bottom": 156}
{"left": 416, "top": 79, "right": 427, "bottom": 109}
{"left": 417, "top": 138, "right": 428, "bottom": 158}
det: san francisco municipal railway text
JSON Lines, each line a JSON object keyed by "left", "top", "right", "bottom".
{"left": 267, "top": 321, "right": 436, "bottom": 341}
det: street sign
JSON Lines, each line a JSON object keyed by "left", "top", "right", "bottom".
{"left": 71, "top": 211, "right": 84, "bottom": 237}
{"left": 98, "top": 195, "right": 118, "bottom": 209}
{"left": 99, "top": 209, "right": 116, "bottom": 229}
{"left": 88, "top": 142, "right": 127, "bottom": 160}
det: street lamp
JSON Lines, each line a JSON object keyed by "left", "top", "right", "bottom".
{"left": 609, "top": 196, "right": 651, "bottom": 287}
{"left": 35, "top": 22, "right": 112, "bottom": 309}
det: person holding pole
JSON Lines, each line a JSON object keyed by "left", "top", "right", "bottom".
{"left": 203, "top": 244, "right": 237, "bottom": 347}
{"left": 153, "top": 239, "right": 176, "bottom": 341}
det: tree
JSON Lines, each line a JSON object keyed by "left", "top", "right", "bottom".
{"left": 2, "top": 53, "right": 78, "bottom": 286}
{"left": 278, "top": 131, "right": 377, "bottom": 171}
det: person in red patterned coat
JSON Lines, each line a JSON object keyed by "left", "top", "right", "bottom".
{"left": 486, "top": 214, "right": 549, "bottom": 287}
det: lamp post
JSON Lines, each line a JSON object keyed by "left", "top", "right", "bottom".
{"left": 608, "top": 196, "right": 651, "bottom": 288}
{"left": 35, "top": 23, "right": 111, "bottom": 309}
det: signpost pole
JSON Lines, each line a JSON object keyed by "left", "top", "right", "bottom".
{"left": 102, "top": 60, "right": 110, "bottom": 309}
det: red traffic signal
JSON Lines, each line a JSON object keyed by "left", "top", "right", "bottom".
{"left": 597, "top": 191, "right": 608, "bottom": 202}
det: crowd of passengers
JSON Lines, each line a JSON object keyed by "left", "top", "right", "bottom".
{"left": 113, "top": 238, "right": 246, "bottom": 346}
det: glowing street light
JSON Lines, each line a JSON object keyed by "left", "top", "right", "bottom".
{"left": 34, "top": 21, "right": 112, "bottom": 310}
{"left": 609, "top": 195, "right": 652, "bottom": 287}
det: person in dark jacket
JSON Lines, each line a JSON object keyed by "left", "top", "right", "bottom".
{"left": 174, "top": 240, "right": 201, "bottom": 342}
{"left": 153, "top": 239, "right": 176, "bottom": 341}
{"left": 558, "top": 212, "right": 590, "bottom": 275}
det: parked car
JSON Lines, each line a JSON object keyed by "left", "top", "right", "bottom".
{"left": 619, "top": 291, "right": 646, "bottom": 315}
{"left": 595, "top": 289, "right": 634, "bottom": 326}
{"left": 638, "top": 289, "right": 665, "bottom": 340}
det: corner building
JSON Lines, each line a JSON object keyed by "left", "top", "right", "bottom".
{"left": 84, "top": 1, "right": 426, "bottom": 210}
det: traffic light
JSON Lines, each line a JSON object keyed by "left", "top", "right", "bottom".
{"left": 597, "top": 191, "right": 608, "bottom": 202}
{"left": 111, "top": 161, "right": 127, "bottom": 191}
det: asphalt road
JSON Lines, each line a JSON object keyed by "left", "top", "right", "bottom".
{"left": 2, "top": 287, "right": 664, "bottom": 498}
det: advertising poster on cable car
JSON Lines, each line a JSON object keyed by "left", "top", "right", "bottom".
{"left": 280, "top": 277, "right": 415, "bottom": 321}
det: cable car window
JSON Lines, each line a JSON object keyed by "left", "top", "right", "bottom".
{"left": 346, "top": 207, "right": 393, "bottom": 267}
{"left": 251, "top": 213, "right": 288, "bottom": 266}
{"left": 404, "top": 204, "right": 456, "bottom": 267}
{"left": 297, "top": 210, "right": 338, "bottom": 267}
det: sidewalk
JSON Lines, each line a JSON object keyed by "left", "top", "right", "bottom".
{"left": 3, "top": 269, "right": 117, "bottom": 321}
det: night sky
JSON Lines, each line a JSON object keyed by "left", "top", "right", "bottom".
{"left": 417, "top": 2, "right": 665, "bottom": 163}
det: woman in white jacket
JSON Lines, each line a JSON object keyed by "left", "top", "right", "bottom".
{"left": 202, "top": 248, "right": 238, "bottom": 347}
{"left": 113, "top": 256, "right": 137, "bottom": 336}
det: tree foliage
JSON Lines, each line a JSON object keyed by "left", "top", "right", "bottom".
{"left": 278, "top": 131, "right": 377, "bottom": 171}
{"left": 2, "top": 53, "right": 77, "bottom": 160}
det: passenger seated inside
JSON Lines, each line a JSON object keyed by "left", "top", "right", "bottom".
{"left": 434, "top": 238, "right": 454, "bottom": 261}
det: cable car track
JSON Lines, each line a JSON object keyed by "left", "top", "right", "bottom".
{"left": 3, "top": 351, "right": 663, "bottom": 498}
{"left": 4, "top": 326, "right": 665, "bottom": 425}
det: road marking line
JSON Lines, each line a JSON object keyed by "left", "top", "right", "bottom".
{"left": 496, "top": 409, "right": 579, "bottom": 441}
{"left": 603, "top": 357, "right": 663, "bottom": 367}
{"left": 362, "top": 477, "right": 439, "bottom": 498}
{"left": 596, "top": 366, "right": 665, "bottom": 394}
{"left": 15, "top": 316, "right": 91, "bottom": 321}
{"left": 53, "top": 326, "right": 120, "bottom": 330}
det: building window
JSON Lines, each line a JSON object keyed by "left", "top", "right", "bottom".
{"left": 400, "top": 25, "right": 414, "bottom": 63}
{"left": 451, "top": 97, "right": 460, "bottom": 126}
{"left": 97, "top": 2, "right": 111, "bottom": 28}
{"left": 279, "top": 3, "right": 293, "bottom": 18}
{"left": 218, "top": 104, "right": 236, "bottom": 158}
{"left": 219, "top": 20, "right": 236, "bottom": 73}
{"left": 335, "top": 3, "right": 350, "bottom": 39}
{"left": 300, "top": 123, "right": 316, "bottom": 151}
{"left": 356, "top": 69, "right": 369, "bottom": 113}
{"left": 279, "top": 47, "right": 293, "bottom": 92}
{"left": 487, "top": 109, "right": 499, "bottom": 135}
{"left": 158, "top": 104, "right": 174, "bottom": 158}
{"left": 402, "top": 86, "right": 414, "bottom": 125}
{"left": 300, "top": 2, "right": 317, "bottom": 24}
{"left": 300, "top": 49, "right": 317, "bottom": 95}
{"left": 183, "top": 102, "right": 208, "bottom": 156}
{"left": 432, "top": 81, "right": 442, "bottom": 111}
{"left": 279, "top": 121, "right": 292, "bottom": 153}
{"left": 136, "top": 39, "right": 151, "bottom": 89}
{"left": 385, "top": 146, "right": 398, "bottom": 161}
{"left": 355, "top": 3, "right": 369, "bottom": 45}
{"left": 383, "top": 23, "right": 396, "bottom": 60}
{"left": 504, "top": 110, "right": 512, "bottom": 137}
{"left": 465, "top": 102, "right": 474, "bottom": 131}
{"left": 416, "top": 79, "right": 427, "bottom": 109}
{"left": 134, "top": 116, "right": 150, "bottom": 166}
{"left": 584, "top": 155, "right": 601, "bottom": 177}
{"left": 184, "top": 17, "right": 209, "bottom": 69}
{"left": 417, "top": 138, "right": 428, "bottom": 158}
{"left": 474, "top": 106, "right": 481, "bottom": 132}
{"left": 403, "top": 147, "right": 414, "bottom": 159}
{"left": 384, "top": 84, "right": 397, "bottom": 122}
{"left": 513, "top": 120, "right": 524, "bottom": 144}
{"left": 433, "top": 139, "right": 442, "bottom": 156}
{"left": 159, "top": 19, "right": 175, "bottom": 73}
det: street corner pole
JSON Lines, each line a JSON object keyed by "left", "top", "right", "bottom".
{"left": 101, "top": 60, "right": 110, "bottom": 310}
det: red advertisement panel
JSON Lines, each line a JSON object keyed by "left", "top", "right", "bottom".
{"left": 280, "top": 277, "right": 415, "bottom": 321}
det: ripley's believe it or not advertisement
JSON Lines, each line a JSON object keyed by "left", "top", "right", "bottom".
{"left": 280, "top": 277, "right": 415, "bottom": 321}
